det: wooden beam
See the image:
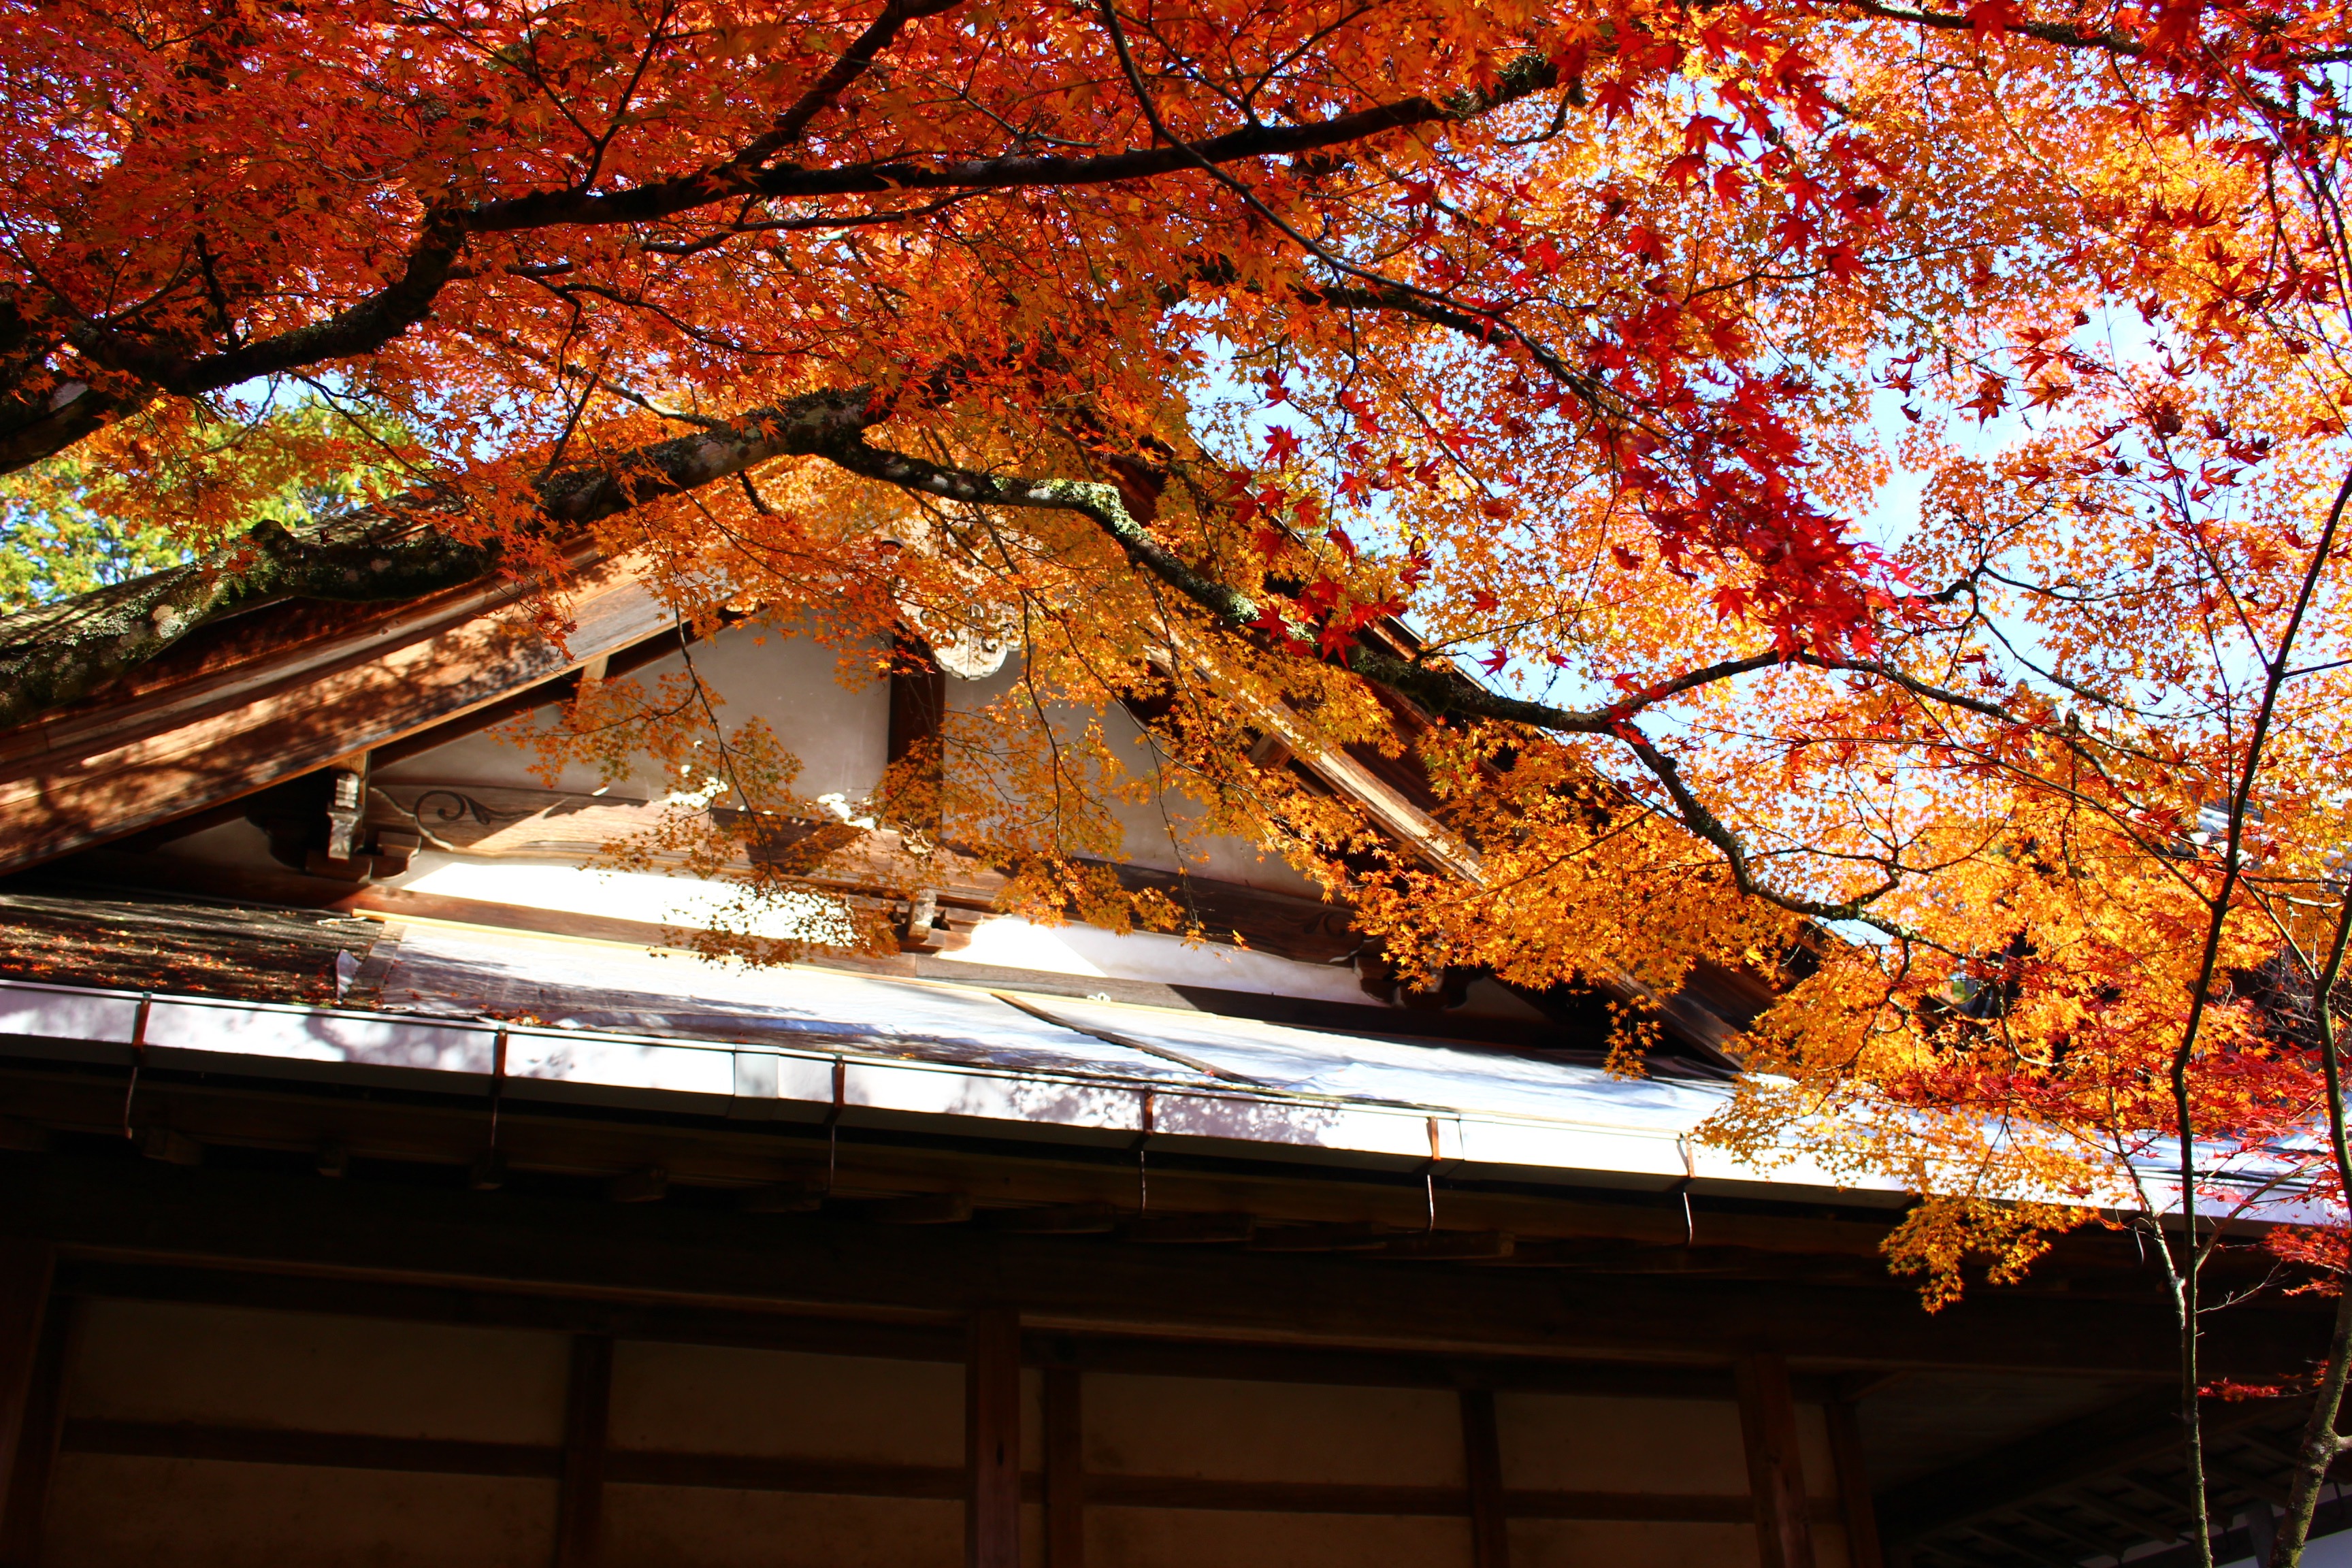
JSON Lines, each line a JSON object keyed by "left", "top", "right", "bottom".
{"left": 67, "top": 1418, "right": 561, "bottom": 1477}
{"left": 886, "top": 633, "right": 947, "bottom": 836}
{"left": 0, "top": 1242, "right": 53, "bottom": 1509}
{"left": 46, "top": 1257, "right": 1818, "bottom": 1403}
{"left": 0, "top": 1075, "right": 2061, "bottom": 1269}
{"left": 1737, "top": 1352, "right": 1817, "bottom": 1568}
{"left": 1460, "top": 1388, "right": 1509, "bottom": 1568}
{"left": 0, "top": 1298, "right": 68, "bottom": 1568}
{"left": 1827, "top": 1399, "right": 1886, "bottom": 1568}
{"left": 52, "top": 1416, "right": 1869, "bottom": 1525}
{"left": 553, "top": 1335, "right": 612, "bottom": 1568}
{"left": 967, "top": 1307, "right": 1020, "bottom": 1568}
{"left": 1044, "top": 1366, "right": 1084, "bottom": 1568}
{"left": 3, "top": 1154, "right": 2321, "bottom": 1381}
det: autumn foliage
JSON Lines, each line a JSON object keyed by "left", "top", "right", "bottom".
{"left": 6, "top": 0, "right": 2352, "bottom": 1520}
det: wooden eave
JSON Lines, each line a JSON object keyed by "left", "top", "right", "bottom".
{"left": 0, "top": 543, "right": 670, "bottom": 875}
{"left": 0, "top": 557, "right": 1780, "bottom": 1058}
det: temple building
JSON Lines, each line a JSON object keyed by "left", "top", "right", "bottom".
{"left": 0, "top": 546, "right": 2332, "bottom": 1568}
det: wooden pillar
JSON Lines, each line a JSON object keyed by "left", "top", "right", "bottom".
{"left": 551, "top": 1335, "right": 612, "bottom": 1568}
{"left": 0, "top": 1243, "right": 54, "bottom": 1510}
{"left": 0, "top": 1290, "right": 67, "bottom": 1568}
{"left": 1459, "top": 1388, "right": 1510, "bottom": 1568}
{"left": 887, "top": 634, "right": 947, "bottom": 830}
{"left": 966, "top": 1307, "right": 1021, "bottom": 1568}
{"left": 1044, "top": 1365, "right": 1085, "bottom": 1568}
{"left": 1826, "top": 1399, "right": 1886, "bottom": 1568}
{"left": 1736, "top": 1352, "right": 1817, "bottom": 1568}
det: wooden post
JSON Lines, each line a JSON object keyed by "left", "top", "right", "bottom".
{"left": 966, "top": 1307, "right": 1021, "bottom": 1568}
{"left": 1458, "top": 1388, "right": 1510, "bottom": 1568}
{"left": 1826, "top": 1399, "right": 1886, "bottom": 1568}
{"left": 551, "top": 1335, "right": 612, "bottom": 1568}
{"left": 0, "top": 1243, "right": 53, "bottom": 1512}
{"left": 1736, "top": 1352, "right": 1818, "bottom": 1568}
{"left": 1044, "top": 1365, "right": 1084, "bottom": 1568}
{"left": 887, "top": 634, "right": 947, "bottom": 831}
{"left": 0, "top": 1288, "right": 67, "bottom": 1568}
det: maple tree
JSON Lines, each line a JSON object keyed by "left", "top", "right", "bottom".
{"left": 3, "top": 0, "right": 2352, "bottom": 1555}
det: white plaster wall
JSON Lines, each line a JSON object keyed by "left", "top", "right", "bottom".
{"left": 136, "top": 817, "right": 278, "bottom": 869}
{"left": 1510, "top": 1520, "right": 1759, "bottom": 1568}
{"left": 45, "top": 1457, "right": 559, "bottom": 1568}
{"left": 47, "top": 1301, "right": 570, "bottom": 1568}
{"left": 1495, "top": 1392, "right": 1751, "bottom": 1495}
{"left": 372, "top": 620, "right": 891, "bottom": 806}
{"left": 1088, "top": 1509, "right": 1472, "bottom": 1568}
{"left": 1085, "top": 1373, "right": 1465, "bottom": 1486}
{"left": 368, "top": 693, "right": 669, "bottom": 798}
{"left": 65, "top": 1299, "right": 570, "bottom": 1443}
{"left": 944, "top": 659, "right": 1320, "bottom": 897}
{"left": 601, "top": 1488, "right": 970, "bottom": 1568}
{"left": 607, "top": 1342, "right": 964, "bottom": 1465}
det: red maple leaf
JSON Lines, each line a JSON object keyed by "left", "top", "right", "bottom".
{"left": 1966, "top": 0, "right": 2024, "bottom": 37}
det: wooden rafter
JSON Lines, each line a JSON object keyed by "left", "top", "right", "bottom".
{"left": 1885, "top": 1389, "right": 2299, "bottom": 1564}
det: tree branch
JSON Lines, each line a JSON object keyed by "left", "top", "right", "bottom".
{"left": 714, "top": 0, "right": 970, "bottom": 182}
{"left": 0, "top": 52, "right": 1565, "bottom": 478}
{"left": 458, "top": 52, "right": 1562, "bottom": 231}
{"left": 59, "top": 214, "right": 469, "bottom": 399}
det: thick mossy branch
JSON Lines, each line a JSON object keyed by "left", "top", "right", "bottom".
{"left": 0, "top": 387, "right": 885, "bottom": 731}
{"left": 0, "top": 512, "right": 498, "bottom": 731}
